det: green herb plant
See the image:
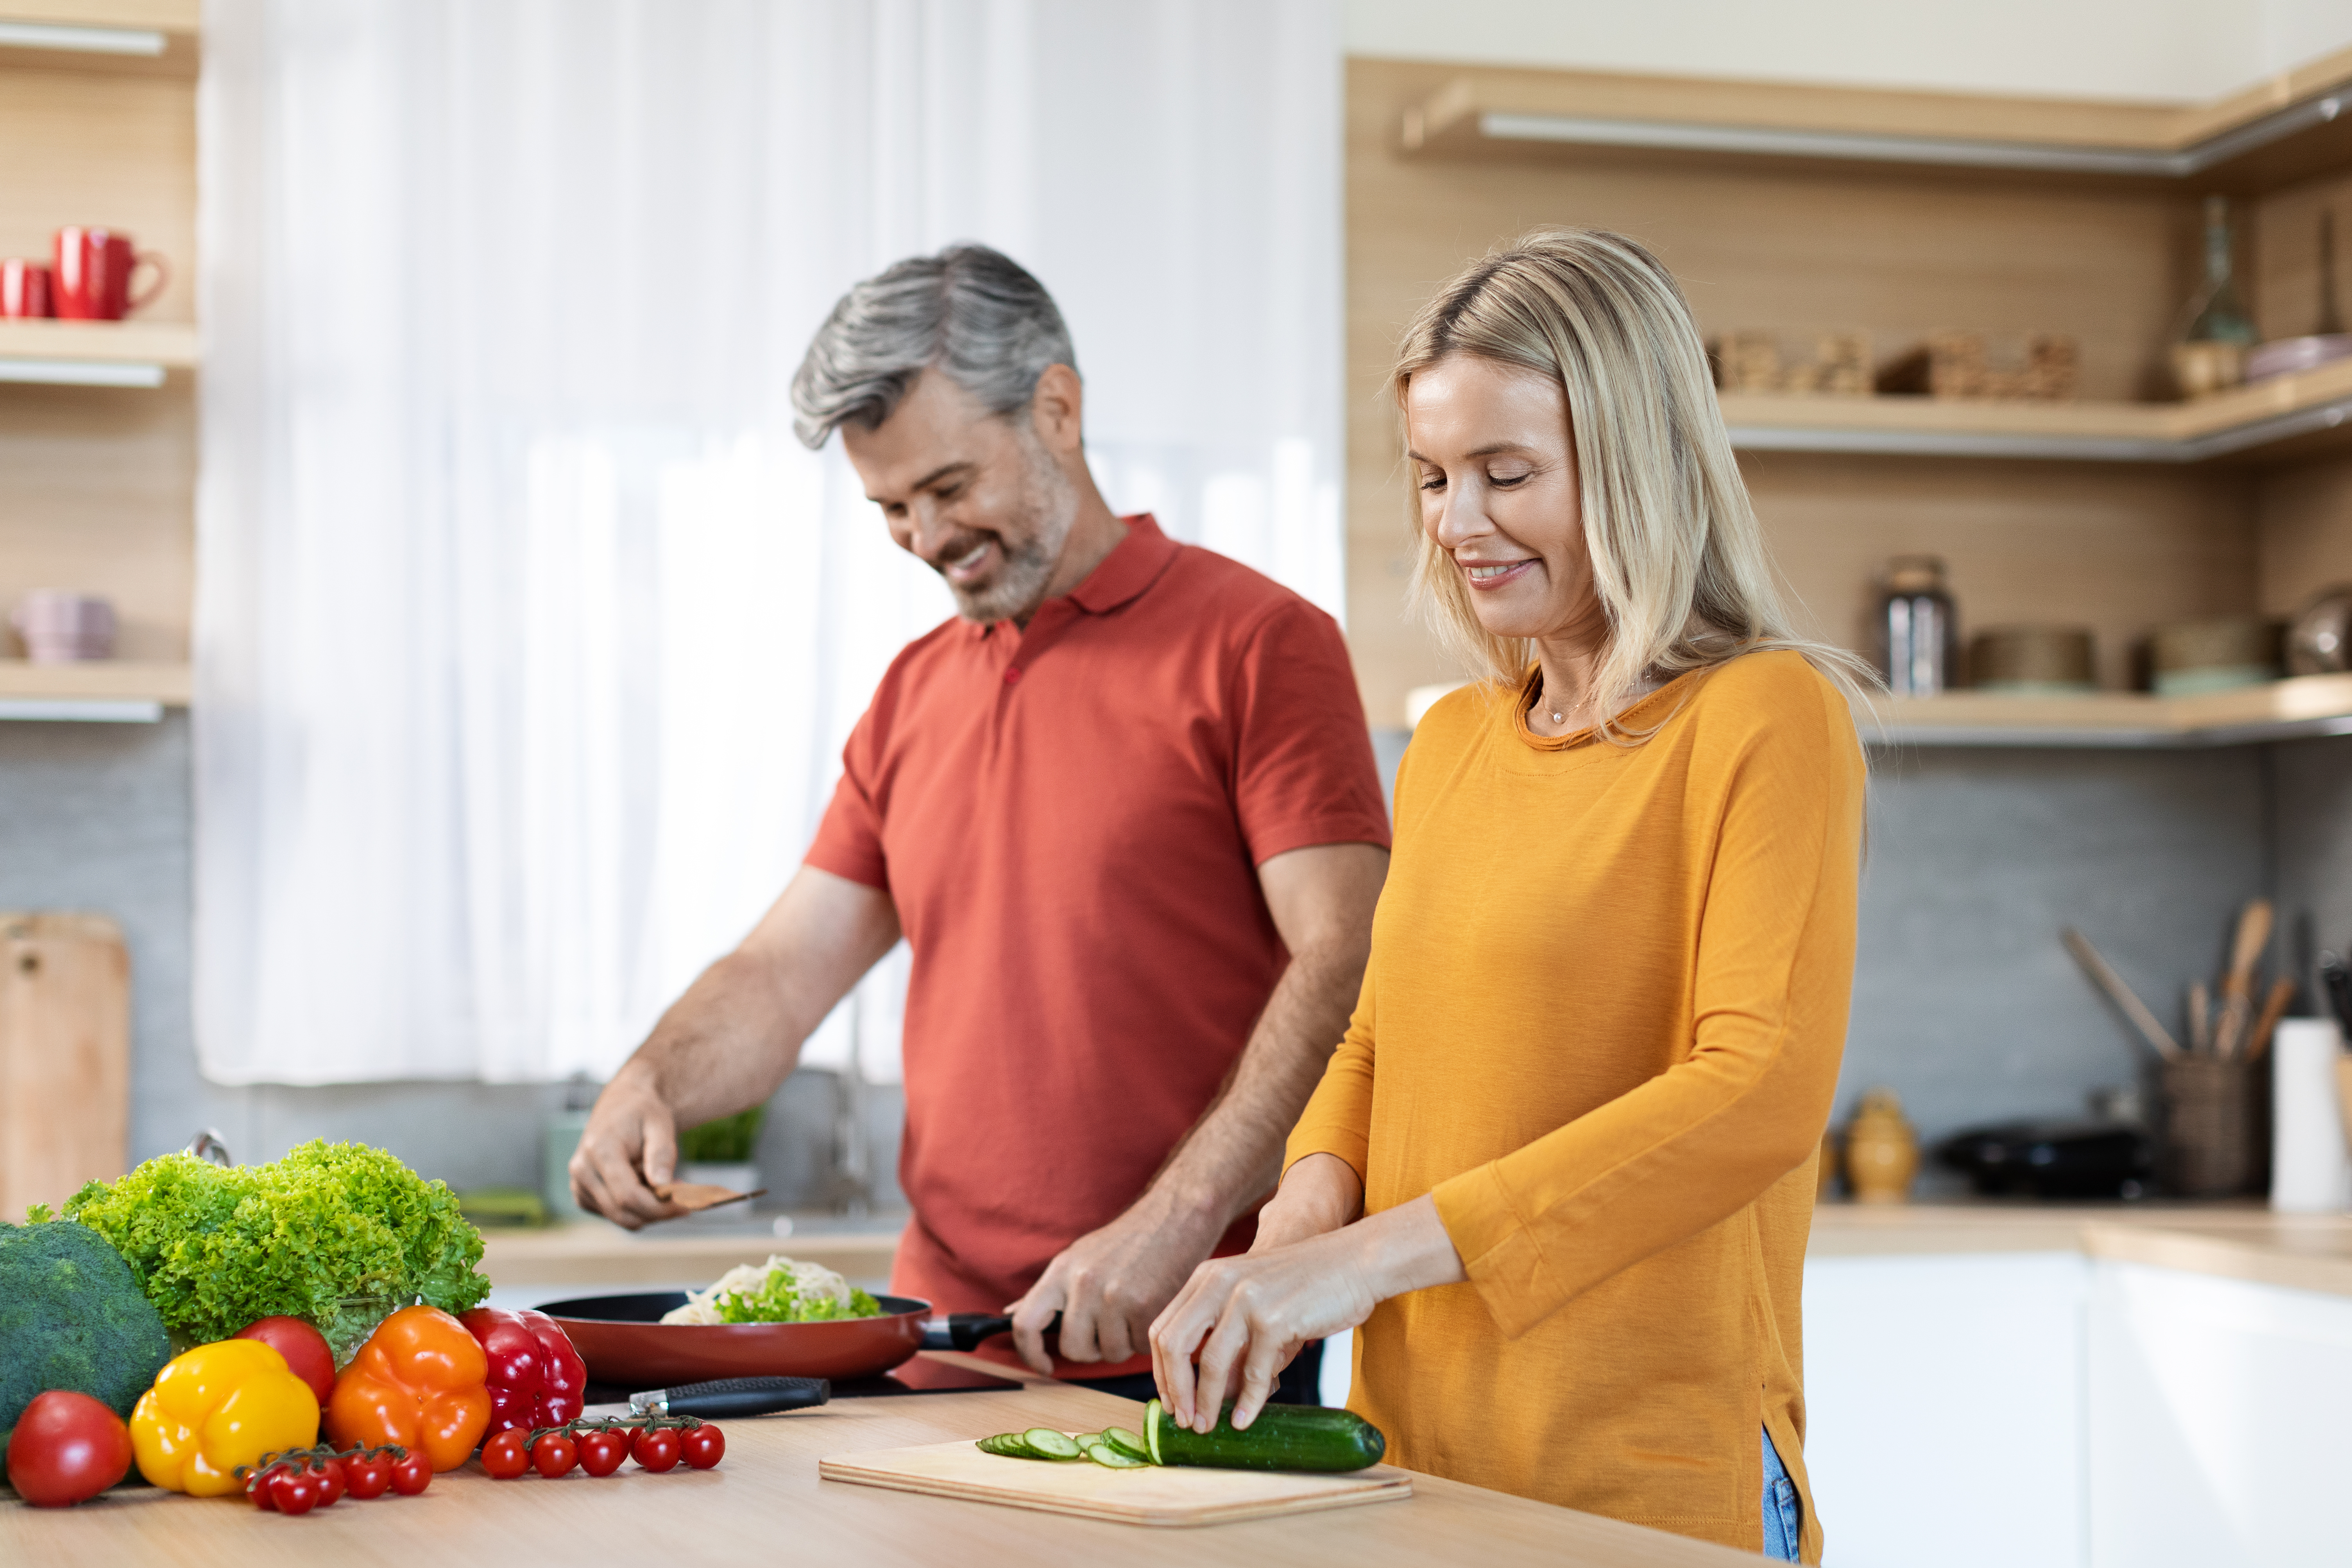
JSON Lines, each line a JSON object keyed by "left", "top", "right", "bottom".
{"left": 675, "top": 1106, "right": 765, "bottom": 1165}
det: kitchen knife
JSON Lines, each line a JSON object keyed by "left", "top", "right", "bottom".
{"left": 919, "top": 1311, "right": 1061, "bottom": 1351}
{"left": 629, "top": 1376, "right": 829, "bottom": 1418}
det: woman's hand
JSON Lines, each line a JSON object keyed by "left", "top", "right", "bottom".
{"left": 1150, "top": 1191, "right": 1467, "bottom": 1434}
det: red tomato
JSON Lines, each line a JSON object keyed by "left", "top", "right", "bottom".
{"left": 235, "top": 1316, "right": 338, "bottom": 1408}
{"left": 680, "top": 1424, "right": 725, "bottom": 1471}
{"left": 480, "top": 1428, "right": 532, "bottom": 1480}
{"left": 309, "top": 1455, "right": 346, "bottom": 1507}
{"left": 269, "top": 1468, "right": 320, "bottom": 1516}
{"left": 249, "top": 1463, "right": 284, "bottom": 1510}
{"left": 576, "top": 1428, "right": 629, "bottom": 1478}
{"left": 4, "top": 1391, "right": 133, "bottom": 1508}
{"left": 630, "top": 1426, "right": 681, "bottom": 1473}
{"left": 529, "top": 1432, "right": 578, "bottom": 1478}
{"left": 344, "top": 1451, "right": 393, "bottom": 1499}
{"left": 389, "top": 1451, "right": 433, "bottom": 1496}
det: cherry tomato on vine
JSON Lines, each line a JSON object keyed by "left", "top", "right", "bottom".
{"left": 390, "top": 1451, "right": 433, "bottom": 1496}
{"left": 269, "top": 1468, "right": 321, "bottom": 1516}
{"left": 247, "top": 1462, "right": 289, "bottom": 1511}
{"left": 345, "top": 1451, "right": 393, "bottom": 1499}
{"left": 481, "top": 1429, "right": 532, "bottom": 1480}
{"left": 530, "top": 1432, "right": 578, "bottom": 1478}
{"left": 680, "top": 1425, "right": 725, "bottom": 1470}
{"left": 309, "top": 1456, "right": 347, "bottom": 1507}
{"left": 630, "top": 1426, "right": 681, "bottom": 1473}
{"left": 576, "top": 1428, "right": 629, "bottom": 1477}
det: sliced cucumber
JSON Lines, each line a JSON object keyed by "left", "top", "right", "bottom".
{"left": 1084, "top": 1445, "right": 1149, "bottom": 1469}
{"left": 977, "top": 1433, "right": 1040, "bottom": 1459}
{"left": 1101, "top": 1427, "right": 1151, "bottom": 1462}
{"left": 1021, "top": 1427, "right": 1084, "bottom": 1460}
{"left": 1143, "top": 1400, "right": 1164, "bottom": 1464}
{"left": 1151, "top": 1402, "right": 1386, "bottom": 1473}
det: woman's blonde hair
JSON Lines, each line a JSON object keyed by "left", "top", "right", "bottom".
{"left": 1394, "top": 226, "right": 1872, "bottom": 736}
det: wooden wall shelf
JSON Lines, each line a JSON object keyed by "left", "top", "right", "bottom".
{"left": 1721, "top": 357, "right": 2352, "bottom": 464}
{"left": 1405, "top": 675, "right": 2352, "bottom": 749}
{"left": 0, "top": 658, "right": 187, "bottom": 721}
{"left": 1873, "top": 676, "right": 2352, "bottom": 747}
{"left": 1401, "top": 47, "right": 2352, "bottom": 194}
{"left": 0, "top": 1, "right": 199, "bottom": 77}
{"left": 0, "top": 318, "right": 195, "bottom": 387}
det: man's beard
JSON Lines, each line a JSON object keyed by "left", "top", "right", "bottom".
{"left": 943, "top": 438, "right": 1076, "bottom": 624}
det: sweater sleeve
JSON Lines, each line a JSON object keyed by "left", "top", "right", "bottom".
{"left": 1284, "top": 979, "right": 1378, "bottom": 1183}
{"left": 1429, "top": 685, "right": 1863, "bottom": 1339}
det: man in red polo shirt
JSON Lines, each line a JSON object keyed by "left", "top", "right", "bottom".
{"left": 571, "top": 245, "right": 1390, "bottom": 1399}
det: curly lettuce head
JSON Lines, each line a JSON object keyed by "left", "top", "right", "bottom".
{"left": 64, "top": 1140, "right": 489, "bottom": 1358}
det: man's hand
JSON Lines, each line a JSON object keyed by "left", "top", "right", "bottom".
{"left": 568, "top": 1067, "right": 689, "bottom": 1229}
{"left": 1005, "top": 1197, "right": 1223, "bottom": 1374}
{"left": 567, "top": 866, "right": 902, "bottom": 1231}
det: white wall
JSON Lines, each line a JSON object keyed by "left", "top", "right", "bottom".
{"left": 1344, "top": 0, "right": 2352, "bottom": 105}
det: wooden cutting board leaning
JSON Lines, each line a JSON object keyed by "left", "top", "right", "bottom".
{"left": 819, "top": 1436, "right": 1413, "bottom": 1527}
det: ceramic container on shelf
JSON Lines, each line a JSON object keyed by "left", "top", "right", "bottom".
{"left": 2149, "top": 616, "right": 2282, "bottom": 696}
{"left": 9, "top": 591, "right": 116, "bottom": 663}
{"left": 1843, "top": 1088, "right": 1920, "bottom": 1205}
{"left": 1970, "top": 625, "right": 2097, "bottom": 695}
{"left": 2286, "top": 586, "right": 2352, "bottom": 676}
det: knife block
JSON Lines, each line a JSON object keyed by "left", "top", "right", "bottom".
{"left": 0, "top": 913, "right": 131, "bottom": 1219}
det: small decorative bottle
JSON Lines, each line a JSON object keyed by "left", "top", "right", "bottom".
{"left": 1877, "top": 555, "right": 1960, "bottom": 696}
{"left": 2172, "top": 196, "right": 2260, "bottom": 397}
{"left": 1844, "top": 1088, "right": 1921, "bottom": 1205}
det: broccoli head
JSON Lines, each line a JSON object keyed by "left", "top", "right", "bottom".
{"left": 0, "top": 1217, "right": 174, "bottom": 1432}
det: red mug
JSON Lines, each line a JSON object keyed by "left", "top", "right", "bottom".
{"left": 1, "top": 259, "right": 53, "bottom": 318}
{"left": 52, "top": 227, "right": 167, "bottom": 320}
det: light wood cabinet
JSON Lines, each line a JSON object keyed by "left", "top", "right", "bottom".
{"left": 0, "top": 1, "right": 197, "bottom": 716}
{"left": 1346, "top": 52, "right": 2352, "bottom": 735}
{"left": 0, "top": 911, "right": 129, "bottom": 1217}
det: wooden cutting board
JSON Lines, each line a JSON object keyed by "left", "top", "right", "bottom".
{"left": 820, "top": 1435, "right": 1413, "bottom": 1527}
{"left": 0, "top": 913, "right": 129, "bottom": 1219}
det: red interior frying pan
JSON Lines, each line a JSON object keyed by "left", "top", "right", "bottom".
{"left": 536, "top": 1291, "right": 1026, "bottom": 1387}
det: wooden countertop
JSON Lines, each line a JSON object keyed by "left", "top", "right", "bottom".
{"left": 0, "top": 1364, "right": 1751, "bottom": 1568}
{"left": 487, "top": 1201, "right": 2352, "bottom": 1303}
{"left": 1810, "top": 1200, "right": 2352, "bottom": 1298}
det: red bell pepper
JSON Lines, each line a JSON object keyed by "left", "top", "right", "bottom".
{"left": 458, "top": 1307, "right": 587, "bottom": 1436}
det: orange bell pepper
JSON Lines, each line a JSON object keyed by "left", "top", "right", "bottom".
{"left": 324, "top": 1304, "right": 492, "bottom": 1472}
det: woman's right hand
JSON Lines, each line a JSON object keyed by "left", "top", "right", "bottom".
{"left": 1249, "top": 1152, "right": 1365, "bottom": 1252}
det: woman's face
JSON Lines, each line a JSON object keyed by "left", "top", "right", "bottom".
{"left": 1405, "top": 354, "right": 1601, "bottom": 648}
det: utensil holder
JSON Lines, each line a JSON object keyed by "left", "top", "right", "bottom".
{"left": 2161, "top": 1056, "right": 2255, "bottom": 1196}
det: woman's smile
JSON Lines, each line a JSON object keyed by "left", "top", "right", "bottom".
{"left": 1461, "top": 557, "right": 1538, "bottom": 591}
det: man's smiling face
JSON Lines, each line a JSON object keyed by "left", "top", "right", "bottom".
{"left": 841, "top": 367, "right": 1078, "bottom": 625}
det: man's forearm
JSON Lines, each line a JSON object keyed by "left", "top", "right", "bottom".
{"left": 1143, "top": 943, "right": 1366, "bottom": 1236}
{"left": 618, "top": 950, "right": 809, "bottom": 1130}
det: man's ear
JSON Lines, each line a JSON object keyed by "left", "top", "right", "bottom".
{"left": 1027, "top": 363, "right": 1085, "bottom": 455}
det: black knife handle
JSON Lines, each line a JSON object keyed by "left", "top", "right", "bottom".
{"left": 644, "top": 1376, "right": 830, "bottom": 1418}
{"left": 922, "top": 1311, "right": 1061, "bottom": 1351}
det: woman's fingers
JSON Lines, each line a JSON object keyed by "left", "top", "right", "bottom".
{"left": 1227, "top": 1330, "right": 1294, "bottom": 1431}
{"left": 1150, "top": 1266, "right": 1219, "bottom": 1427}
{"left": 1189, "top": 1285, "right": 1261, "bottom": 1432}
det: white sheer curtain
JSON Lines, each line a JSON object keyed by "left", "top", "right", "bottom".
{"left": 195, "top": 0, "right": 1343, "bottom": 1085}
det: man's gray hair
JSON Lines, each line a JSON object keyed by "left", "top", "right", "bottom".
{"left": 791, "top": 243, "right": 1077, "bottom": 449}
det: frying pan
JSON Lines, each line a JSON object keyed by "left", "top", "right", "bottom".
{"left": 538, "top": 1291, "right": 1030, "bottom": 1387}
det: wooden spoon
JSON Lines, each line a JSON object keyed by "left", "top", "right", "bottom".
{"left": 652, "top": 1181, "right": 768, "bottom": 1214}
{"left": 2212, "top": 898, "right": 2273, "bottom": 1060}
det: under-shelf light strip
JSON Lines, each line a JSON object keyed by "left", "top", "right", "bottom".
{"left": 0, "top": 358, "right": 167, "bottom": 388}
{"left": 1476, "top": 89, "right": 2344, "bottom": 179}
{"left": 0, "top": 20, "right": 166, "bottom": 55}
{"left": 0, "top": 700, "right": 164, "bottom": 724}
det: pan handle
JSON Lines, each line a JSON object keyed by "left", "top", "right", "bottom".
{"left": 921, "top": 1311, "right": 1061, "bottom": 1351}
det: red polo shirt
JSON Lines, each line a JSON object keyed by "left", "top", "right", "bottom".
{"left": 804, "top": 515, "right": 1389, "bottom": 1372}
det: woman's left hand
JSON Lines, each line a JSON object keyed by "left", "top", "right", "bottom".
{"left": 1149, "top": 1193, "right": 1467, "bottom": 1433}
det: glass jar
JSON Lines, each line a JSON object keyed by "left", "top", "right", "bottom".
{"left": 1877, "top": 555, "right": 1959, "bottom": 696}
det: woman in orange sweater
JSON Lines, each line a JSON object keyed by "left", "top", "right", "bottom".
{"left": 1148, "top": 229, "right": 1866, "bottom": 1563}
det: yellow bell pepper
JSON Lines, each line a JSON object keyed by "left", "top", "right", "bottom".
{"left": 131, "top": 1339, "right": 320, "bottom": 1497}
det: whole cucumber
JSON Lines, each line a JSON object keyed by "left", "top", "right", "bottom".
{"left": 1150, "top": 1400, "right": 1385, "bottom": 1472}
